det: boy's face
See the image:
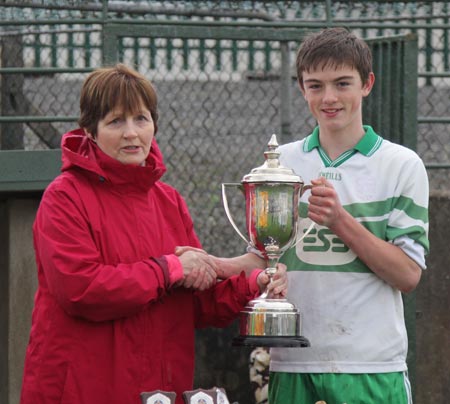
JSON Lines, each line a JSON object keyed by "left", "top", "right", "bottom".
{"left": 300, "top": 64, "right": 374, "bottom": 137}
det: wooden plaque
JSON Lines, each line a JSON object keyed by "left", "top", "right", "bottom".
{"left": 140, "top": 390, "right": 176, "bottom": 404}
{"left": 183, "top": 387, "right": 230, "bottom": 404}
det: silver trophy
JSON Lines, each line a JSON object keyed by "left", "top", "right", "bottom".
{"left": 222, "top": 134, "right": 312, "bottom": 347}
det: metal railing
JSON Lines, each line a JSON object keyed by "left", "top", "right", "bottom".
{"left": 0, "top": 1, "right": 449, "bottom": 176}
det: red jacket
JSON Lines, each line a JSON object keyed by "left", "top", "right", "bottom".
{"left": 20, "top": 129, "right": 260, "bottom": 404}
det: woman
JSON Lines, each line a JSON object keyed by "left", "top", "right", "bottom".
{"left": 20, "top": 64, "right": 285, "bottom": 404}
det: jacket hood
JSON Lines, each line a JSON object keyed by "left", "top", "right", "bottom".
{"left": 60, "top": 128, "right": 166, "bottom": 190}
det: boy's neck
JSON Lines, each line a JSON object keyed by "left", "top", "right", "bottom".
{"left": 318, "top": 125, "right": 366, "bottom": 161}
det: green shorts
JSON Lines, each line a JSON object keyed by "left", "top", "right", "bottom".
{"left": 268, "top": 371, "right": 412, "bottom": 404}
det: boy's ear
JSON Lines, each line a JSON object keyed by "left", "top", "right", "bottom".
{"left": 362, "top": 72, "right": 376, "bottom": 96}
{"left": 298, "top": 81, "right": 307, "bottom": 99}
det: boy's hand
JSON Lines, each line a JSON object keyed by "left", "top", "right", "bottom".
{"left": 308, "top": 177, "right": 345, "bottom": 228}
{"left": 257, "top": 263, "right": 288, "bottom": 298}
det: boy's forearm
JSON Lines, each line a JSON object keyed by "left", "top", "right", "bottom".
{"left": 210, "top": 252, "right": 267, "bottom": 279}
{"left": 330, "top": 209, "right": 422, "bottom": 293}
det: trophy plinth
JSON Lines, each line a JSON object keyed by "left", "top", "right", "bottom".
{"left": 222, "top": 134, "right": 311, "bottom": 348}
{"left": 232, "top": 297, "right": 309, "bottom": 347}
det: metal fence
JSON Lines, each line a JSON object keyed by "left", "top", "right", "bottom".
{"left": 0, "top": 1, "right": 449, "bottom": 257}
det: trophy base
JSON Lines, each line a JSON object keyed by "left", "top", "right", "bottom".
{"left": 232, "top": 335, "right": 310, "bottom": 348}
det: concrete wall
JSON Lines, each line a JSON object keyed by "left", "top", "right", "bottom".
{"left": 0, "top": 192, "right": 448, "bottom": 404}
{"left": 415, "top": 191, "right": 450, "bottom": 403}
{"left": 0, "top": 198, "right": 39, "bottom": 404}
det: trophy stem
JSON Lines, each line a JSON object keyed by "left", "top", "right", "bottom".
{"left": 259, "top": 253, "right": 281, "bottom": 299}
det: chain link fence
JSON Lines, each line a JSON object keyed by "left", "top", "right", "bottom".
{"left": 1, "top": 1, "right": 449, "bottom": 259}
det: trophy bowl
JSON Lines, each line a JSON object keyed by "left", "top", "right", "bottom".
{"left": 222, "top": 134, "right": 311, "bottom": 348}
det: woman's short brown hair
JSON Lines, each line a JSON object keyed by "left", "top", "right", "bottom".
{"left": 78, "top": 63, "right": 158, "bottom": 137}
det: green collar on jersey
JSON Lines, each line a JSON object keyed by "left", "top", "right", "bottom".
{"left": 303, "top": 125, "right": 383, "bottom": 167}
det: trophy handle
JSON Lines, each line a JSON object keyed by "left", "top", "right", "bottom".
{"left": 300, "top": 183, "right": 313, "bottom": 196}
{"left": 294, "top": 184, "right": 315, "bottom": 246}
{"left": 221, "top": 183, "right": 251, "bottom": 246}
{"left": 294, "top": 221, "right": 315, "bottom": 247}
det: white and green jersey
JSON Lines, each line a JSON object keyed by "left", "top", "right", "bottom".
{"left": 270, "top": 125, "right": 429, "bottom": 374}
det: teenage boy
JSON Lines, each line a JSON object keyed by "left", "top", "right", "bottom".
{"left": 266, "top": 27, "right": 429, "bottom": 404}
{"left": 213, "top": 27, "right": 429, "bottom": 404}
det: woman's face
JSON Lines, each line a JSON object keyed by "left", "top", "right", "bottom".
{"left": 87, "top": 104, "right": 155, "bottom": 166}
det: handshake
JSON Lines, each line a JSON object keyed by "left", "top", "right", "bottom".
{"left": 174, "top": 246, "right": 288, "bottom": 299}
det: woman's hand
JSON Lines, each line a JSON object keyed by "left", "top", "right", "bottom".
{"left": 175, "top": 246, "right": 218, "bottom": 291}
{"left": 256, "top": 263, "right": 288, "bottom": 298}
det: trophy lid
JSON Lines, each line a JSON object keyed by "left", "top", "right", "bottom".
{"left": 242, "top": 134, "right": 303, "bottom": 184}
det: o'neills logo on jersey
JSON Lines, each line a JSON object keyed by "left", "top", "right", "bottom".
{"left": 295, "top": 219, "right": 356, "bottom": 265}
{"left": 319, "top": 171, "right": 342, "bottom": 181}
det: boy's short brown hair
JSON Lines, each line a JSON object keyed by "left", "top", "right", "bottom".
{"left": 78, "top": 63, "right": 158, "bottom": 137}
{"left": 296, "top": 27, "right": 372, "bottom": 89}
